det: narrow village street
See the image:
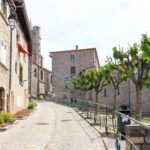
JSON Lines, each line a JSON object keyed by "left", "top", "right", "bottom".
{"left": 0, "top": 101, "right": 106, "bottom": 150}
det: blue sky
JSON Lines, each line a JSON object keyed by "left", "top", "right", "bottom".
{"left": 25, "top": 0, "right": 150, "bottom": 70}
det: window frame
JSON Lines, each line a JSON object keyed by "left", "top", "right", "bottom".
{"left": 70, "top": 66, "right": 76, "bottom": 74}
{"left": 19, "top": 64, "right": 23, "bottom": 85}
{"left": 70, "top": 54, "right": 75, "bottom": 60}
{"left": 41, "top": 70, "right": 43, "bottom": 80}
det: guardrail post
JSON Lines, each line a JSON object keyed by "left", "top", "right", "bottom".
{"left": 94, "top": 104, "right": 97, "bottom": 124}
{"left": 115, "top": 113, "right": 121, "bottom": 150}
{"left": 130, "top": 144, "right": 133, "bottom": 150}
{"left": 115, "top": 135, "right": 121, "bottom": 150}
{"left": 86, "top": 102, "right": 89, "bottom": 118}
{"left": 105, "top": 105, "right": 108, "bottom": 136}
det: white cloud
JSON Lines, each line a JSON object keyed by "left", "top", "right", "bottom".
{"left": 25, "top": 0, "right": 150, "bottom": 69}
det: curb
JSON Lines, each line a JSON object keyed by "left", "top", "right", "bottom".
{"left": 0, "top": 109, "right": 37, "bottom": 131}
{"left": 0, "top": 120, "right": 20, "bottom": 131}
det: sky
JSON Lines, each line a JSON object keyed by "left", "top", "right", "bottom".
{"left": 25, "top": 0, "right": 150, "bottom": 70}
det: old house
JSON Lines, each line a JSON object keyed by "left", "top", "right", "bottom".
{"left": 0, "top": 0, "right": 11, "bottom": 111}
{"left": 0, "top": 0, "right": 31, "bottom": 113}
{"left": 50, "top": 46, "right": 99, "bottom": 100}
{"left": 9, "top": 0, "right": 32, "bottom": 113}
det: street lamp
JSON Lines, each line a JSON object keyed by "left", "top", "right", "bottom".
{"left": 8, "top": 13, "right": 16, "bottom": 90}
{"left": 8, "top": 13, "right": 16, "bottom": 30}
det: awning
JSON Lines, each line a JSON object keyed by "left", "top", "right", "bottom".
{"left": 17, "top": 42, "right": 29, "bottom": 55}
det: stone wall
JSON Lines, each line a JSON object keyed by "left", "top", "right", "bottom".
{"left": 125, "top": 124, "right": 150, "bottom": 150}
{"left": 0, "top": 6, "right": 10, "bottom": 111}
{"left": 88, "top": 80, "right": 150, "bottom": 113}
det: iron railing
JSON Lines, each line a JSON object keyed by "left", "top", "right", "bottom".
{"left": 49, "top": 97, "right": 150, "bottom": 150}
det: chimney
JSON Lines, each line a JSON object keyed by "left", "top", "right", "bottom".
{"left": 76, "top": 45, "right": 79, "bottom": 50}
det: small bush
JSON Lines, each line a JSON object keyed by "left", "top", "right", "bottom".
{"left": 0, "top": 112, "right": 15, "bottom": 124}
{"left": 28, "top": 103, "right": 34, "bottom": 109}
{"left": 28, "top": 99, "right": 37, "bottom": 109}
{"left": 0, "top": 116, "right": 4, "bottom": 124}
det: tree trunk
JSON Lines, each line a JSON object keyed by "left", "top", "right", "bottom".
{"left": 94, "top": 91, "right": 99, "bottom": 123}
{"left": 113, "top": 87, "right": 117, "bottom": 110}
{"left": 95, "top": 91, "right": 99, "bottom": 114}
{"left": 95, "top": 91, "right": 99, "bottom": 103}
{"left": 135, "top": 85, "right": 142, "bottom": 121}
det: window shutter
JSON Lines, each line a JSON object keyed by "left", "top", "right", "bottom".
{"left": 19, "top": 64, "right": 23, "bottom": 83}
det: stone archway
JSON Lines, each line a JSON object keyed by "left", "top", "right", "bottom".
{"left": 0, "top": 87, "right": 5, "bottom": 111}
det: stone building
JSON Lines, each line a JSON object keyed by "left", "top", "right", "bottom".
{"left": 0, "top": 0, "right": 10, "bottom": 111}
{"left": 97, "top": 80, "right": 150, "bottom": 114}
{"left": 29, "top": 26, "right": 52, "bottom": 99}
{"left": 9, "top": 0, "right": 32, "bottom": 113}
{"left": 50, "top": 46, "right": 99, "bottom": 99}
{"left": 0, "top": 0, "right": 32, "bottom": 113}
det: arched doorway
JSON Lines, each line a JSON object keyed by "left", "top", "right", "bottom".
{"left": 0, "top": 87, "right": 5, "bottom": 111}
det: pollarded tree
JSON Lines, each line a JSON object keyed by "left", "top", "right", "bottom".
{"left": 79, "top": 67, "right": 108, "bottom": 103}
{"left": 112, "top": 34, "right": 150, "bottom": 121}
{"left": 105, "top": 58, "right": 125, "bottom": 110}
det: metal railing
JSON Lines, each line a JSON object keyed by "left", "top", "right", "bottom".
{"left": 49, "top": 97, "right": 150, "bottom": 150}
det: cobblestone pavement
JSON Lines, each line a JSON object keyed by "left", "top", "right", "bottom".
{"left": 0, "top": 101, "right": 106, "bottom": 150}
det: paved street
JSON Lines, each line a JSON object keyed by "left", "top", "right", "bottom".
{"left": 0, "top": 101, "right": 106, "bottom": 150}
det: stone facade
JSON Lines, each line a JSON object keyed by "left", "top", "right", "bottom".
{"left": 92, "top": 79, "right": 150, "bottom": 113}
{"left": 29, "top": 26, "right": 52, "bottom": 99}
{"left": 9, "top": 0, "right": 32, "bottom": 113}
{"left": 0, "top": 0, "right": 10, "bottom": 111}
{"left": 125, "top": 124, "right": 150, "bottom": 150}
{"left": 51, "top": 47, "right": 99, "bottom": 99}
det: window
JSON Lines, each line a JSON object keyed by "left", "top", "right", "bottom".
{"left": 51, "top": 75, "right": 52, "bottom": 84}
{"left": 104, "top": 88, "right": 107, "bottom": 97}
{"left": 0, "top": 0, "right": 2, "bottom": 10}
{"left": 16, "top": 31, "right": 20, "bottom": 42}
{"left": 70, "top": 66, "right": 75, "bottom": 74}
{"left": 70, "top": 54, "right": 75, "bottom": 60}
{"left": 0, "top": 0, "right": 7, "bottom": 16}
{"left": 19, "top": 64, "right": 23, "bottom": 84}
{"left": 41, "top": 70, "right": 43, "bottom": 80}
{"left": 64, "top": 76, "right": 70, "bottom": 81}
{"left": 0, "top": 40, "right": 7, "bottom": 65}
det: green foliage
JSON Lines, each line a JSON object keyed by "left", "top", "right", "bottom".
{"left": 112, "top": 34, "right": 150, "bottom": 88}
{"left": 111, "top": 34, "right": 150, "bottom": 120}
{"left": 64, "top": 81, "right": 69, "bottom": 89}
{"left": 0, "top": 116, "right": 4, "bottom": 124}
{"left": 28, "top": 100, "right": 37, "bottom": 109}
{"left": 0, "top": 112, "right": 15, "bottom": 124}
{"left": 72, "top": 67, "right": 107, "bottom": 93}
